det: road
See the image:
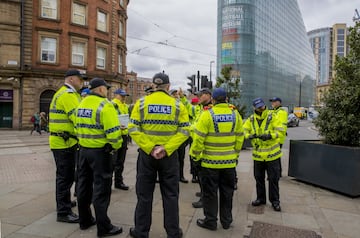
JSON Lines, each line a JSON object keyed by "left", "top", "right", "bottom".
{"left": 283, "top": 120, "right": 319, "bottom": 149}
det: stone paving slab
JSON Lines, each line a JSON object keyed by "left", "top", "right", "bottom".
{"left": 0, "top": 130, "right": 360, "bottom": 238}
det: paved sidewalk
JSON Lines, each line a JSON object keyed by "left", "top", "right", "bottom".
{"left": 0, "top": 130, "right": 359, "bottom": 238}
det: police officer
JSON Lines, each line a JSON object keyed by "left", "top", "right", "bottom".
{"left": 188, "top": 97, "right": 201, "bottom": 183}
{"left": 269, "top": 97, "right": 288, "bottom": 176}
{"left": 190, "top": 88, "right": 244, "bottom": 230}
{"left": 243, "top": 98, "right": 285, "bottom": 212}
{"left": 191, "top": 88, "right": 213, "bottom": 209}
{"left": 75, "top": 78, "right": 123, "bottom": 237}
{"left": 169, "top": 88, "right": 189, "bottom": 183}
{"left": 112, "top": 89, "right": 130, "bottom": 190}
{"left": 128, "top": 72, "right": 190, "bottom": 238}
{"left": 49, "top": 69, "right": 87, "bottom": 223}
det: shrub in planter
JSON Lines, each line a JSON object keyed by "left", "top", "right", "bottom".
{"left": 289, "top": 23, "right": 360, "bottom": 197}
{"left": 313, "top": 22, "right": 360, "bottom": 147}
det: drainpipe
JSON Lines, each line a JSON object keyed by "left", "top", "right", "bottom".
{"left": 19, "top": 0, "right": 25, "bottom": 129}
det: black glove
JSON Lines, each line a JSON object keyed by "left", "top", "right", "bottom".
{"left": 248, "top": 134, "right": 257, "bottom": 139}
{"left": 193, "top": 159, "right": 201, "bottom": 169}
{"left": 104, "top": 143, "right": 114, "bottom": 153}
{"left": 259, "top": 134, "right": 272, "bottom": 141}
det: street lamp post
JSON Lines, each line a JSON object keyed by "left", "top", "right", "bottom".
{"left": 299, "top": 79, "right": 302, "bottom": 107}
{"left": 210, "top": 61, "right": 215, "bottom": 82}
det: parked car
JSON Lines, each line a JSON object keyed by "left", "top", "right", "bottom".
{"left": 288, "top": 113, "right": 300, "bottom": 127}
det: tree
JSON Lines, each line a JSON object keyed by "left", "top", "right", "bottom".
{"left": 314, "top": 22, "right": 360, "bottom": 146}
{"left": 215, "top": 66, "right": 247, "bottom": 117}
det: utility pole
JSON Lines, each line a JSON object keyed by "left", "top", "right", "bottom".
{"left": 299, "top": 80, "right": 302, "bottom": 107}
{"left": 197, "top": 70, "right": 200, "bottom": 90}
{"left": 210, "top": 61, "right": 215, "bottom": 82}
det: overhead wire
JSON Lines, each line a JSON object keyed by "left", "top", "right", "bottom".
{"left": 128, "top": 52, "right": 211, "bottom": 67}
{"left": 127, "top": 8, "right": 216, "bottom": 57}
{"left": 128, "top": 35, "right": 216, "bottom": 57}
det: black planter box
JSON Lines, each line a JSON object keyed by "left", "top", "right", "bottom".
{"left": 288, "top": 140, "right": 360, "bottom": 197}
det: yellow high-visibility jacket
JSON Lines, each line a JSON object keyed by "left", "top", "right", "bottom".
{"left": 112, "top": 98, "right": 129, "bottom": 135}
{"left": 75, "top": 94, "right": 122, "bottom": 149}
{"left": 128, "top": 90, "right": 190, "bottom": 156}
{"left": 243, "top": 109, "right": 284, "bottom": 162}
{"left": 189, "top": 103, "right": 244, "bottom": 169}
{"left": 49, "top": 85, "right": 81, "bottom": 149}
{"left": 271, "top": 107, "right": 288, "bottom": 145}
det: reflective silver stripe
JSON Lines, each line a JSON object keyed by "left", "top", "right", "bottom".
{"left": 51, "top": 88, "right": 75, "bottom": 109}
{"left": 203, "top": 150, "right": 235, "bottom": 156}
{"left": 128, "top": 127, "right": 140, "bottom": 133}
{"left": 175, "top": 100, "right": 180, "bottom": 124}
{"left": 192, "top": 150, "right": 201, "bottom": 155}
{"left": 235, "top": 132, "right": 244, "bottom": 136}
{"left": 178, "top": 128, "right": 190, "bottom": 136}
{"left": 77, "top": 134, "right": 106, "bottom": 139}
{"left": 96, "top": 101, "right": 106, "bottom": 125}
{"left": 108, "top": 138, "right": 120, "bottom": 143}
{"left": 255, "top": 144, "right": 280, "bottom": 152}
{"left": 275, "top": 127, "right": 284, "bottom": 131}
{"left": 139, "top": 97, "right": 145, "bottom": 122}
{"left": 142, "top": 129, "right": 177, "bottom": 136}
{"left": 208, "top": 132, "right": 235, "bottom": 136}
{"left": 194, "top": 129, "right": 207, "bottom": 137}
{"left": 49, "top": 119, "right": 71, "bottom": 123}
{"left": 204, "top": 141, "right": 236, "bottom": 147}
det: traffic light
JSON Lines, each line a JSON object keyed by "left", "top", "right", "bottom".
{"left": 187, "top": 75, "right": 196, "bottom": 93}
{"left": 200, "top": 75, "right": 213, "bottom": 89}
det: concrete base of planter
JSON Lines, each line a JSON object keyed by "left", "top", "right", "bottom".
{"left": 288, "top": 140, "right": 360, "bottom": 197}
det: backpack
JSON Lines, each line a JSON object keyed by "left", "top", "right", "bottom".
{"left": 30, "top": 116, "right": 35, "bottom": 123}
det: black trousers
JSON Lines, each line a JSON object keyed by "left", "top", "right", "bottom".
{"left": 200, "top": 167, "right": 236, "bottom": 227}
{"left": 253, "top": 159, "right": 281, "bottom": 205}
{"left": 134, "top": 149, "right": 180, "bottom": 238}
{"left": 113, "top": 135, "right": 128, "bottom": 186}
{"left": 52, "top": 145, "right": 77, "bottom": 216}
{"left": 177, "top": 139, "right": 188, "bottom": 178}
{"left": 77, "top": 147, "right": 114, "bottom": 235}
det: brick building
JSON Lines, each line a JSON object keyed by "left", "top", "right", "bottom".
{"left": 0, "top": 0, "right": 130, "bottom": 129}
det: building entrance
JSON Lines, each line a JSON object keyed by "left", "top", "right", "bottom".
{"left": 0, "top": 89, "right": 13, "bottom": 128}
{"left": 40, "top": 90, "right": 56, "bottom": 115}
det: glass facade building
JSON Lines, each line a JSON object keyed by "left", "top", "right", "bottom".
{"left": 307, "top": 23, "right": 348, "bottom": 106}
{"left": 217, "top": 0, "right": 316, "bottom": 114}
{"left": 308, "top": 28, "right": 332, "bottom": 85}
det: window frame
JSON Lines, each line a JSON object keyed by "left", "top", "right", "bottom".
{"left": 39, "top": 32, "right": 59, "bottom": 64}
{"left": 72, "top": 1, "right": 87, "bottom": 26}
{"left": 71, "top": 37, "right": 88, "bottom": 67}
{"left": 96, "top": 43, "right": 108, "bottom": 70}
{"left": 40, "top": 0, "right": 59, "bottom": 20}
{"left": 97, "top": 10, "right": 108, "bottom": 32}
{"left": 119, "top": 20, "right": 124, "bottom": 37}
{"left": 118, "top": 53, "right": 123, "bottom": 73}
